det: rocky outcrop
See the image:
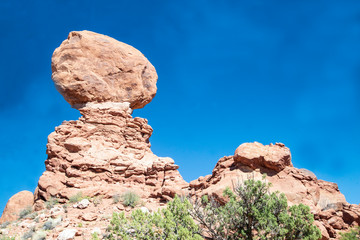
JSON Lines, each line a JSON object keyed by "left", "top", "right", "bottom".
{"left": 34, "top": 31, "right": 186, "bottom": 208}
{"left": 52, "top": 31, "right": 157, "bottom": 109}
{"left": 190, "top": 142, "right": 360, "bottom": 239}
{"left": 0, "top": 191, "right": 34, "bottom": 223}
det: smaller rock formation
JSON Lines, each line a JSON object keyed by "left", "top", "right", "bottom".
{"left": 52, "top": 30, "right": 158, "bottom": 109}
{"left": 190, "top": 142, "right": 360, "bottom": 239}
{"left": 0, "top": 191, "right": 34, "bottom": 223}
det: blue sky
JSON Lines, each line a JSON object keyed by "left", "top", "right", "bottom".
{"left": 1, "top": 0, "right": 359, "bottom": 213}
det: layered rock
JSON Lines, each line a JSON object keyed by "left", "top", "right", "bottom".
{"left": 0, "top": 191, "right": 34, "bottom": 223}
{"left": 52, "top": 30, "right": 157, "bottom": 109}
{"left": 35, "top": 103, "right": 187, "bottom": 205}
{"left": 190, "top": 142, "right": 360, "bottom": 239}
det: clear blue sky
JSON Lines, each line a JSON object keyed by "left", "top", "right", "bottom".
{"left": 1, "top": 0, "right": 359, "bottom": 213}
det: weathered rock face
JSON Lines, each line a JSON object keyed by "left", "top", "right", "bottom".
{"left": 52, "top": 30, "right": 157, "bottom": 109}
{"left": 190, "top": 142, "right": 360, "bottom": 239}
{"left": 35, "top": 102, "right": 187, "bottom": 205}
{"left": 0, "top": 191, "right": 34, "bottom": 223}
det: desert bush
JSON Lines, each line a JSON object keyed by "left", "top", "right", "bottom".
{"left": 45, "top": 197, "right": 59, "bottom": 209}
{"left": 106, "top": 195, "right": 202, "bottom": 240}
{"left": 112, "top": 194, "right": 120, "bottom": 204}
{"left": 91, "top": 232, "right": 100, "bottom": 240}
{"left": 93, "top": 195, "right": 104, "bottom": 206}
{"left": 42, "top": 219, "right": 55, "bottom": 230}
{"left": 0, "top": 237, "right": 15, "bottom": 240}
{"left": 189, "top": 177, "right": 321, "bottom": 240}
{"left": 21, "top": 227, "right": 35, "bottom": 239}
{"left": 340, "top": 226, "right": 360, "bottom": 240}
{"left": 0, "top": 221, "right": 10, "bottom": 229}
{"left": 18, "top": 206, "right": 33, "bottom": 220}
{"left": 69, "top": 192, "right": 84, "bottom": 203}
{"left": 42, "top": 217, "right": 61, "bottom": 230}
{"left": 121, "top": 191, "right": 139, "bottom": 208}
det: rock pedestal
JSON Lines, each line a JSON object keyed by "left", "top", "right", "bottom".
{"left": 35, "top": 102, "right": 187, "bottom": 204}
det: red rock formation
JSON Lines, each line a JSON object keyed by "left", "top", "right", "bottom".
{"left": 0, "top": 191, "right": 34, "bottom": 224}
{"left": 190, "top": 142, "right": 360, "bottom": 239}
{"left": 34, "top": 31, "right": 187, "bottom": 208}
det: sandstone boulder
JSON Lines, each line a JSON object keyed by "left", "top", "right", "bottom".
{"left": 0, "top": 190, "right": 34, "bottom": 223}
{"left": 234, "top": 142, "right": 292, "bottom": 171}
{"left": 52, "top": 30, "right": 157, "bottom": 109}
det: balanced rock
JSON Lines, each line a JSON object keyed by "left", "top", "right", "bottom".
{"left": 0, "top": 190, "right": 34, "bottom": 223}
{"left": 190, "top": 142, "right": 360, "bottom": 239}
{"left": 35, "top": 32, "right": 187, "bottom": 205}
{"left": 51, "top": 30, "right": 157, "bottom": 109}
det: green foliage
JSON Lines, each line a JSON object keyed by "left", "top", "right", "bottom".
{"left": 18, "top": 206, "right": 33, "bottom": 220}
{"left": 112, "top": 194, "right": 120, "bottom": 204}
{"left": 69, "top": 192, "right": 84, "bottom": 203}
{"left": 0, "top": 221, "right": 10, "bottom": 229}
{"left": 42, "top": 217, "right": 61, "bottom": 230}
{"left": 106, "top": 195, "right": 202, "bottom": 240}
{"left": 22, "top": 227, "right": 35, "bottom": 239}
{"left": 93, "top": 195, "right": 104, "bottom": 207}
{"left": 189, "top": 178, "right": 321, "bottom": 240}
{"left": 45, "top": 197, "right": 59, "bottom": 209}
{"left": 121, "top": 192, "right": 140, "bottom": 208}
{"left": 0, "top": 236, "right": 15, "bottom": 240}
{"left": 77, "top": 222, "right": 83, "bottom": 228}
{"left": 340, "top": 226, "right": 360, "bottom": 240}
{"left": 91, "top": 232, "right": 100, "bottom": 240}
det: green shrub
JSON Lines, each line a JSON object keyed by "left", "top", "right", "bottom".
{"left": 69, "top": 192, "right": 84, "bottom": 203}
{"left": 93, "top": 195, "right": 103, "bottom": 207}
{"left": 0, "top": 237, "right": 15, "bottom": 240}
{"left": 340, "top": 226, "right": 360, "bottom": 240}
{"left": 18, "top": 206, "right": 33, "bottom": 219}
{"left": 121, "top": 191, "right": 139, "bottom": 208}
{"left": 91, "top": 232, "right": 100, "bottom": 240}
{"left": 45, "top": 197, "right": 59, "bottom": 209}
{"left": 0, "top": 221, "right": 10, "bottom": 229}
{"left": 189, "top": 177, "right": 321, "bottom": 240}
{"left": 42, "top": 217, "right": 61, "bottom": 230}
{"left": 112, "top": 194, "right": 120, "bottom": 204}
{"left": 42, "top": 219, "right": 55, "bottom": 230}
{"left": 106, "top": 195, "right": 202, "bottom": 240}
{"left": 22, "top": 227, "right": 35, "bottom": 239}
